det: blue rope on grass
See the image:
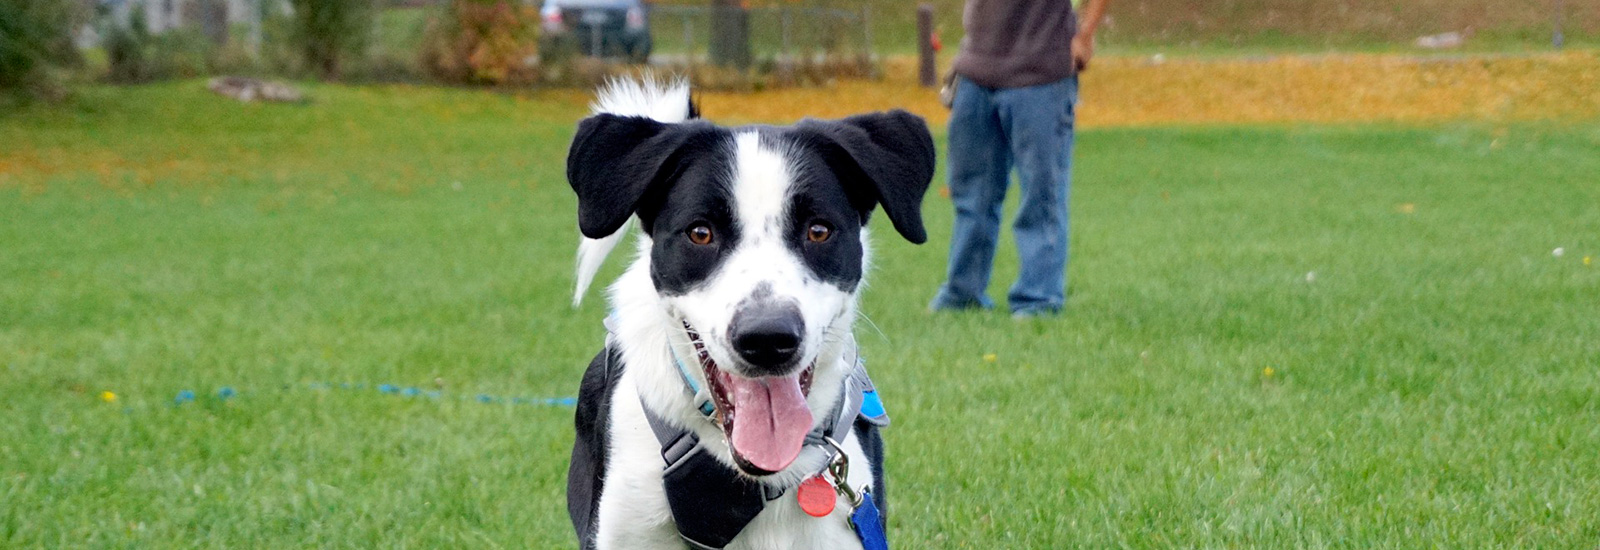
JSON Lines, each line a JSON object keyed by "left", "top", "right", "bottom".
{"left": 168, "top": 382, "right": 576, "bottom": 408}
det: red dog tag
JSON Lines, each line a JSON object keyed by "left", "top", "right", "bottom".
{"left": 797, "top": 475, "right": 836, "bottom": 517}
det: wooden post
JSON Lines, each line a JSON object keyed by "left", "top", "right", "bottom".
{"left": 1553, "top": 0, "right": 1566, "bottom": 49}
{"left": 917, "top": 4, "right": 935, "bottom": 87}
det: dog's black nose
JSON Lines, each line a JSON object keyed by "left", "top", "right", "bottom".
{"left": 729, "top": 304, "right": 804, "bottom": 372}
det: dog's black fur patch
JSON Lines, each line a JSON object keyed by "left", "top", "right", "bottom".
{"left": 761, "top": 133, "right": 869, "bottom": 290}
{"left": 788, "top": 111, "right": 937, "bottom": 245}
{"left": 644, "top": 149, "right": 743, "bottom": 296}
{"left": 568, "top": 347, "right": 622, "bottom": 550}
{"left": 568, "top": 116, "right": 729, "bottom": 240}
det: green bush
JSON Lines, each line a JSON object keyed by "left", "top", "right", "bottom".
{"left": 148, "top": 28, "right": 219, "bottom": 79}
{"left": 289, "top": 0, "right": 374, "bottom": 80}
{"left": 105, "top": 9, "right": 218, "bottom": 83}
{"left": 0, "top": 0, "right": 84, "bottom": 102}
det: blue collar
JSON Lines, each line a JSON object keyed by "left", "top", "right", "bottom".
{"left": 669, "top": 348, "right": 718, "bottom": 417}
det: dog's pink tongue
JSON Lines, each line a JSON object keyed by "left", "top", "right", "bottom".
{"left": 727, "top": 374, "right": 813, "bottom": 473}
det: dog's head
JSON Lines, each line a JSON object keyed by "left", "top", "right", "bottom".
{"left": 569, "top": 99, "right": 933, "bottom": 476}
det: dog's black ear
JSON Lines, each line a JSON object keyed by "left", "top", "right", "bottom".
{"left": 793, "top": 110, "right": 936, "bottom": 244}
{"left": 567, "top": 114, "right": 710, "bottom": 238}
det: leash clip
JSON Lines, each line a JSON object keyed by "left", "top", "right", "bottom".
{"left": 823, "top": 437, "right": 864, "bottom": 508}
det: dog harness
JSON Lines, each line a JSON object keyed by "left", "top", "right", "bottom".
{"left": 609, "top": 317, "right": 890, "bottom": 549}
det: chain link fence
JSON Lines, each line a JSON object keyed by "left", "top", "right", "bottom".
{"left": 649, "top": 5, "right": 873, "bottom": 65}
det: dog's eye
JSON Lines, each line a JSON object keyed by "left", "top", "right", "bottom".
{"left": 687, "top": 224, "right": 714, "bottom": 245}
{"left": 806, "top": 222, "right": 833, "bottom": 243}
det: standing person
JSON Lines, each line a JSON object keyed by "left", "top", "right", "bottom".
{"left": 930, "top": 0, "right": 1111, "bottom": 318}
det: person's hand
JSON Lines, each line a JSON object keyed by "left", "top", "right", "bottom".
{"left": 1071, "top": 33, "right": 1095, "bottom": 73}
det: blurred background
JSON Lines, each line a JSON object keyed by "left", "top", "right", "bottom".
{"left": 3, "top": 1, "right": 1598, "bottom": 548}
{"left": 5, "top": 0, "right": 1597, "bottom": 99}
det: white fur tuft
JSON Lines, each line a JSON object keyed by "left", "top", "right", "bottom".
{"left": 573, "top": 75, "right": 694, "bottom": 307}
{"left": 573, "top": 219, "right": 630, "bottom": 307}
{"left": 590, "top": 74, "right": 693, "bottom": 122}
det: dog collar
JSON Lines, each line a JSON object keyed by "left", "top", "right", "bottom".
{"left": 603, "top": 313, "right": 717, "bottom": 417}
{"left": 670, "top": 322, "right": 719, "bottom": 418}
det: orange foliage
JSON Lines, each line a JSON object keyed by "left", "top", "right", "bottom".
{"left": 421, "top": 0, "right": 540, "bottom": 85}
{"left": 697, "top": 51, "right": 1600, "bottom": 127}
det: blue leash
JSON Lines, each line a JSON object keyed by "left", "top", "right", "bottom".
{"left": 165, "top": 382, "right": 576, "bottom": 407}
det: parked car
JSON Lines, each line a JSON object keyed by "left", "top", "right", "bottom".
{"left": 540, "top": 0, "right": 652, "bottom": 63}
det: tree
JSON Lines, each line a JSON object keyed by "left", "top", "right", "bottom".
{"left": 0, "top": 0, "right": 84, "bottom": 102}
{"left": 289, "top": 0, "right": 373, "bottom": 79}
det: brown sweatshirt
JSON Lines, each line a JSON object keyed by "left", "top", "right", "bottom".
{"left": 951, "top": 0, "right": 1077, "bottom": 89}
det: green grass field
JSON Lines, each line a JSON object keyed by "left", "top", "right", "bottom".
{"left": 3, "top": 82, "right": 1599, "bottom": 548}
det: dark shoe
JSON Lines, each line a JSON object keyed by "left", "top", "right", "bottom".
{"left": 928, "top": 297, "right": 989, "bottom": 313}
{"left": 1010, "top": 307, "right": 1061, "bottom": 320}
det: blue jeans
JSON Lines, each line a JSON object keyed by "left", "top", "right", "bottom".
{"left": 931, "top": 75, "right": 1077, "bottom": 314}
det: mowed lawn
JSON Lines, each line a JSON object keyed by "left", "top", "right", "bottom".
{"left": 2, "top": 82, "right": 1598, "bottom": 548}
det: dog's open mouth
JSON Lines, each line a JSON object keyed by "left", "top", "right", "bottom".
{"left": 684, "top": 322, "right": 814, "bottom": 476}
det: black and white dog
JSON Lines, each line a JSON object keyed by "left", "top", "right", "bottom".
{"left": 564, "top": 79, "right": 935, "bottom": 550}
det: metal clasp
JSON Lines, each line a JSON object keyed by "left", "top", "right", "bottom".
{"left": 823, "top": 437, "right": 863, "bottom": 508}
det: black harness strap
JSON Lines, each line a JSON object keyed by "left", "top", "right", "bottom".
{"left": 643, "top": 408, "right": 771, "bottom": 549}
{"left": 639, "top": 358, "right": 875, "bottom": 549}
